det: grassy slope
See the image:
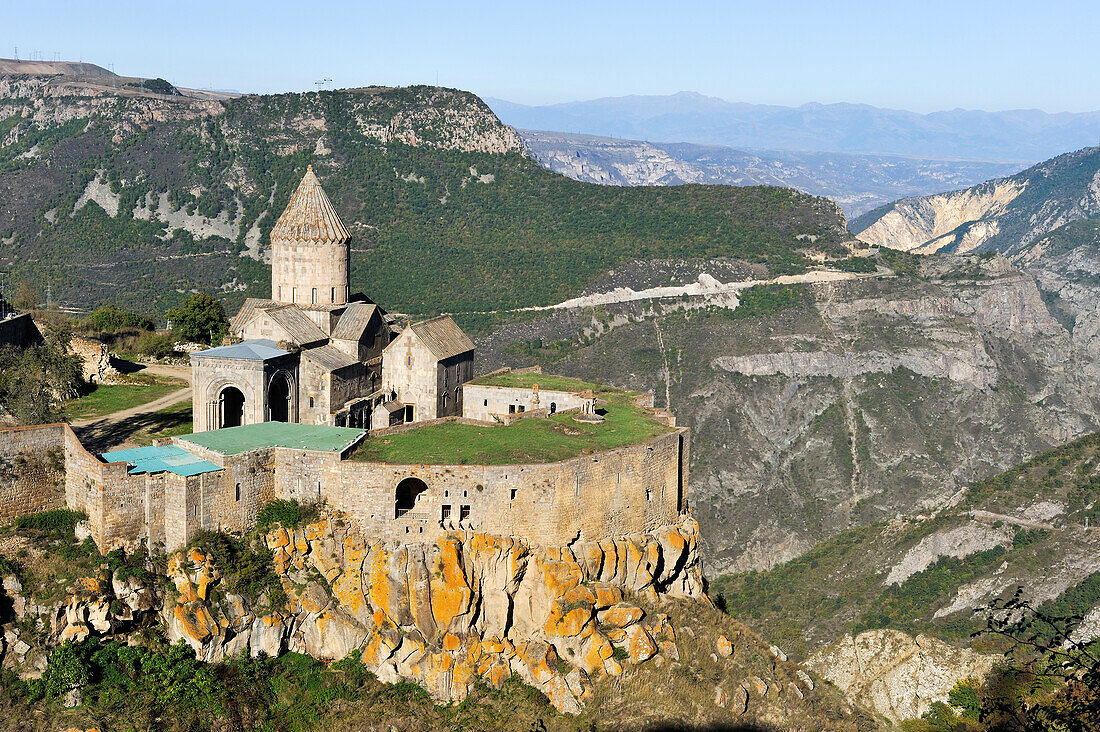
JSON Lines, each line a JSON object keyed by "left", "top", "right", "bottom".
{"left": 709, "top": 432, "right": 1100, "bottom": 659}
{"left": 62, "top": 377, "right": 186, "bottom": 421}
{"left": 0, "top": 86, "right": 848, "bottom": 317}
{"left": 351, "top": 389, "right": 669, "bottom": 465}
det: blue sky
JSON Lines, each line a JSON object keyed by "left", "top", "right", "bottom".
{"left": 4, "top": 0, "right": 1097, "bottom": 112}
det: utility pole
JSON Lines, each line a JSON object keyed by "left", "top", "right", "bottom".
{"left": 315, "top": 78, "right": 331, "bottom": 92}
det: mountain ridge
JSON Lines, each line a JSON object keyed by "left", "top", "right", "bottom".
{"left": 518, "top": 129, "right": 1026, "bottom": 217}
{"left": 487, "top": 93, "right": 1100, "bottom": 161}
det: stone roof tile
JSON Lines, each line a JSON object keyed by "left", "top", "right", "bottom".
{"left": 269, "top": 166, "right": 350, "bottom": 243}
{"left": 408, "top": 315, "right": 475, "bottom": 361}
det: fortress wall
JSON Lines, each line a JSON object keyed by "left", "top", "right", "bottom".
{"left": 274, "top": 429, "right": 688, "bottom": 546}
{"left": 203, "top": 450, "right": 276, "bottom": 538}
{"left": 163, "top": 449, "right": 276, "bottom": 550}
{"left": 62, "top": 426, "right": 148, "bottom": 550}
{"left": 0, "top": 424, "right": 67, "bottom": 524}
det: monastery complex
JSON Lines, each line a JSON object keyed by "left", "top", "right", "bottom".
{"left": 0, "top": 167, "right": 690, "bottom": 554}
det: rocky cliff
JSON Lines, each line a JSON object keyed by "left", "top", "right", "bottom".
{"left": 1, "top": 514, "right": 879, "bottom": 730}
{"left": 852, "top": 145, "right": 1100, "bottom": 257}
{"left": 806, "top": 630, "right": 999, "bottom": 723}
{"left": 470, "top": 252, "right": 1100, "bottom": 576}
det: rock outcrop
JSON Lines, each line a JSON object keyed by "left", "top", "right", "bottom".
{"left": 805, "top": 629, "right": 999, "bottom": 723}
{"left": 162, "top": 514, "right": 705, "bottom": 714}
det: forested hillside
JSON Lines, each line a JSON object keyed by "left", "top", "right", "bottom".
{"left": 0, "top": 74, "right": 848, "bottom": 316}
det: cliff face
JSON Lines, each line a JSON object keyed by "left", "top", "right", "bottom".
{"left": 852, "top": 145, "right": 1100, "bottom": 257}
{"left": 6, "top": 515, "right": 878, "bottom": 729}
{"left": 471, "top": 253, "right": 1100, "bottom": 576}
{"left": 806, "top": 630, "right": 999, "bottom": 723}
{"left": 158, "top": 516, "right": 704, "bottom": 714}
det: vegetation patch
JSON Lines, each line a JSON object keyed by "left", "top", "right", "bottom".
{"left": 351, "top": 390, "right": 668, "bottom": 465}
{"left": 63, "top": 376, "right": 187, "bottom": 421}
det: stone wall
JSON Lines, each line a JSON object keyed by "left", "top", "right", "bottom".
{"left": 271, "top": 238, "right": 349, "bottom": 306}
{"left": 70, "top": 336, "right": 120, "bottom": 384}
{"left": 64, "top": 426, "right": 148, "bottom": 550}
{"left": 463, "top": 384, "right": 587, "bottom": 422}
{"left": 381, "top": 328, "right": 442, "bottom": 423}
{"left": 0, "top": 313, "right": 42, "bottom": 349}
{"left": 0, "top": 424, "right": 66, "bottom": 523}
{"left": 276, "top": 428, "right": 688, "bottom": 547}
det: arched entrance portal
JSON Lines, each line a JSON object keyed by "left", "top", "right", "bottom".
{"left": 268, "top": 372, "right": 293, "bottom": 423}
{"left": 218, "top": 386, "right": 245, "bottom": 428}
{"left": 395, "top": 477, "right": 428, "bottom": 518}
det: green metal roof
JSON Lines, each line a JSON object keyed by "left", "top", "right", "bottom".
{"left": 101, "top": 445, "right": 222, "bottom": 477}
{"left": 176, "top": 422, "right": 367, "bottom": 456}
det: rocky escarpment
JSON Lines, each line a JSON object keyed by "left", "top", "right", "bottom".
{"left": 852, "top": 145, "right": 1100, "bottom": 257}
{"left": 805, "top": 629, "right": 999, "bottom": 723}
{"left": 473, "top": 253, "right": 1100, "bottom": 575}
{"left": 15, "top": 515, "right": 879, "bottom": 728}
{"left": 159, "top": 515, "right": 703, "bottom": 714}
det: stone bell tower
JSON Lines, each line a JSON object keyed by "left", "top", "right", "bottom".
{"left": 270, "top": 165, "right": 351, "bottom": 306}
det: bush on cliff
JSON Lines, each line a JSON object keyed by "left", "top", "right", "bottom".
{"left": 188, "top": 530, "right": 286, "bottom": 608}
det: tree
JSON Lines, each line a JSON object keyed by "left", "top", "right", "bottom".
{"left": 0, "top": 314, "right": 83, "bottom": 425}
{"left": 974, "top": 588, "right": 1100, "bottom": 731}
{"left": 11, "top": 281, "right": 38, "bottom": 311}
{"left": 166, "top": 293, "right": 229, "bottom": 345}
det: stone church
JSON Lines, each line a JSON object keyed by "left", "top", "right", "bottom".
{"left": 191, "top": 166, "right": 474, "bottom": 433}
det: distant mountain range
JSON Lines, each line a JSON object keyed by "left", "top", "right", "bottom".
{"left": 487, "top": 92, "right": 1100, "bottom": 162}
{"left": 519, "top": 130, "right": 1024, "bottom": 217}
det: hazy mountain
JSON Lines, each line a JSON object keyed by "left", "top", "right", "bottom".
{"left": 520, "top": 129, "right": 1025, "bottom": 217}
{"left": 488, "top": 92, "right": 1100, "bottom": 162}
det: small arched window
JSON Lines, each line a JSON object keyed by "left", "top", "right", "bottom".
{"left": 235, "top": 483, "right": 241, "bottom": 502}
{"left": 308, "top": 396, "right": 315, "bottom": 408}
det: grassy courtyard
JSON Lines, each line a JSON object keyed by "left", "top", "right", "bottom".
{"left": 350, "top": 379, "right": 670, "bottom": 465}
{"left": 64, "top": 376, "right": 187, "bottom": 421}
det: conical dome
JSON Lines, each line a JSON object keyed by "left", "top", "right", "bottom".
{"left": 270, "top": 166, "right": 350, "bottom": 243}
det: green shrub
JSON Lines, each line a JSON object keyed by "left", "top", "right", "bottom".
{"left": 85, "top": 305, "right": 154, "bottom": 333}
{"left": 133, "top": 331, "right": 179, "bottom": 359}
{"left": 188, "top": 530, "right": 285, "bottom": 606}
{"left": 14, "top": 509, "right": 86, "bottom": 539}
{"left": 948, "top": 680, "right": 981, "bottom": 719}
{"left": 256, "top": 498, "right": 310, "bottom": 531}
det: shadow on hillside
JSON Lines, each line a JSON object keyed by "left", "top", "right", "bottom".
{"left": 73, "top": 403, "right": 191, "bottom": 453}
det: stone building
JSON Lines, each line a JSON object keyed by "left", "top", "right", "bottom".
{"left": 191, "top": 165, "right": 476, "bottom": 433}
{"left": 377, "top": 316, "right": 475, "bottom": 427}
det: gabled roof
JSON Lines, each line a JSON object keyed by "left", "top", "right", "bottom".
{"left": 406, "top": 315, "right": 475, "bottom": 361}
{"left": 331, "top": 303, "right": 378, "bottom": 341}
{"left": 267, "top": 305, "right": 328, "bottom": 345}
{"left": 269, "top": 166, "right": 350, "bottom": 244}
{"left": 193, "top": 339, "right": 290, "bottom": 361}
{"left": 230, "top": 298, "right": 278, "bottom": 334}
{"left": 302, "top": 344, "right": 361, "bottom": 371}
